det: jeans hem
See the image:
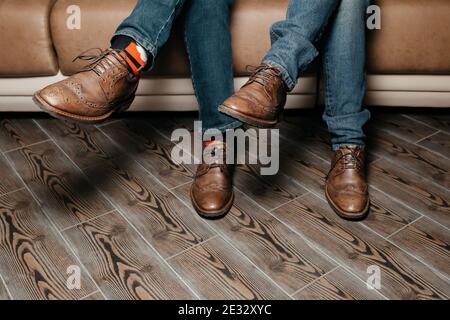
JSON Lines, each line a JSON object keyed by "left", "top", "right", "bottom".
{"left": 332, "top": 143, "right": 366, "bottom": 151}
{"left": 262, "top": 60, "right": 296, "bottom": 91}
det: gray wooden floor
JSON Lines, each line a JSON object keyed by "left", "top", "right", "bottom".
{"left": 0, "top": 109, "right": 448, "bottom": 300}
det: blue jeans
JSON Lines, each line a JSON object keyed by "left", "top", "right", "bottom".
{"left": 112, "top": 0, "right": 241, "bottom": 132}
{"left": 263, "top": 0, "right": 371, "bottom": 149}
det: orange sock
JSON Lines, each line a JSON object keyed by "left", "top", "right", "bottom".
{"left": 119, "top": 42, "right": 148, "bottom": 76}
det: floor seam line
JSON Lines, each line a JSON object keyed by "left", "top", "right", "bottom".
{"left": 165, "top": 235, "right": 218, "bottom": 261}
{"left": 414, "top": 130, "right": 441, "bottom": 145}
{"left": 289, "top": 266, "right": 340, "bottom": 298}
{"left": 0, "top": 187, "right": 27, "bottom": 199}
{"left": 386, "top": 216, "right": 423, "bottom": 239}
{"left": 59, "top": 209, "right": 117, "bottom": 232}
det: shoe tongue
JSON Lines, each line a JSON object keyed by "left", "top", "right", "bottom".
{"left": 339, "top": 145, "right": 363, "bottom": 154}
{"left": 203, "top": 141, "right": 226, "bottom": 164}
{"left": 107, "top": 51, "right": 128, "bottom": 70}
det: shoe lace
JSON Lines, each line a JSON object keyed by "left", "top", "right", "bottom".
{"left": 245, "top": 64, "right": 283, "bottom": 98}
{"left": 336, "top": 149, "right": 363, "bottom": 171}
{"left": 72, "top": 48, "right": 128, "bottom": 76}
{"left": 197, "top": 143, "right": 228, "bottom": 176}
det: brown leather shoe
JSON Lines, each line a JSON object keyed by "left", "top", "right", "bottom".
{"left": 325, "top": 145, "right": 370, "bottom": 220}
{"left": 218, "top": 63, "right": 287, "bottom": 128}
{"left": 190, "top": 141, "right": 234, "bottom": 219}
{"left": 33, "top": 49, "right": 139, "bottom": 124}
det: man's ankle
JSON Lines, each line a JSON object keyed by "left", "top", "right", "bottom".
{"left": 111, "top": 35, "right": 150, "bottom": 76}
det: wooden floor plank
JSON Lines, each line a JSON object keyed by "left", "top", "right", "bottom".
{"left": 1, "top": 111, "right": 448, "bottom": 300}
{"left": 390, "top": 217, "right": 450, "bottom": 277}
{"left": 294, "top": 267, "right": 383, "bottom": 300}
{"left": 363, "top": 187, "right": 420, "bottom": 238}
{"left": 173, "top": 184, "right": 336, "bottom": 294}
{"left": 369, "top": 159, "right": 450, "bottom": 228}
{"left": 0, "top": 119, "right": 49, "bottom": 152}
{"left": 234, "top": 164, "right": 307, "bottom": 211}
{"left": 63, "top": 211, "right": 194, "bottom": 300}
{"left": 100, "top": 119, "right": 195, "bottom": 189}
{"left": 168, "top": 236, "right": 290, "bottom": 299}
{"left": 0, "top": 154, "right": 23, "bottom": 197}
{"left": 406, "top": 113, "right": 450, "bottom": 134}
{"left": 418, "top": 131, "right": 450, "bottom": 159}
{"left": 280, "top": 116, "right": 335, "bottom": 161}
{"left": 0, "top": 189, "right": 97, "bottom": 299}
{"left": 368, "top": 129, "right": 449, "bottom": 189}
{"left": 370, "top": 113, "right": 438, "bottom": 143}
{"left": 273, "top": 193, "right": 450, "bottom": 299}
{"left": 36, "top": 119, "right": 124, "bottom": 170}
{"left": 5, "top": 141, "right": 113, "bottom": 230}
{"left": 278, "top": 143, "right": 330, "bottom": 197}
{"left": 83, "top": 155, "right": 214, "bottom": 258}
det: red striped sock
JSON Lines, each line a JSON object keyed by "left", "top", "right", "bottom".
{"left": 119, "top": 42, "right": 148, "bottom": 76}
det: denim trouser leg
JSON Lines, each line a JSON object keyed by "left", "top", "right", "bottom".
{"left": 112, "top": 0, "right": 187, "bottom": 66}
{"left": 321, "top": 0, "right": 371, "bottom": 150}
{"left": 183, "top": 0, "right": 242, "bottom": 132}
{"left": 263, "top": 0, "right": 340, "bottom": 91}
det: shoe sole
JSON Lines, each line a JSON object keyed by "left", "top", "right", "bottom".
{"left": 190, "top": 186, "right": 235, "bottom": 220}
{"left": 325, "top": 184, "right": 370, "bottom": 221}
{"left": 33, "top": 91, "right": 134, "bottom": 125}
{"left": 218, "top": 104, "right": 278, "bottom": 128}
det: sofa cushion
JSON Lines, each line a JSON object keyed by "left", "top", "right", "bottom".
{"left": 51, "top": 0, "right": 290, "bottom": 77}
{"left": 51, "top": 0, "right": 450, "bottom": 77}
{"left": 0, "top": 0, "right": 58, "bottom": 77}
{"left": 368, "top": 0, "right": 450, "bottom": 74}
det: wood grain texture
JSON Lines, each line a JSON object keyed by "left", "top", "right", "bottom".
{"left": 234, "top": 164, "right": 307, "bottom": 211}
{"left": 370, "top": 113, "right": 438, "bottom": 143}
{"left": 5, "top": 141, "right": 113, "bottom": 230}
{"left": 406, "top": 113, "right": 450, "bottom": 134}
{"left": 280, "top": 116, "right": 334, "bottom": 161}
{"left": 0, "top": 119, "right": 48, "bottom": 152}
{"left": 100, "top": 119, "right": 195, "bottom": 189}
{"left": 363, "top": 187, "right": 420, "bottom": 238}
{"left": 274, "top": 194, "right": 450, "bottom": 299}
{"left": 418, "top": 131, "right": 450, "bottom": 159}
{"left": 0, "top": 189, "right": 96, "bottom": 299}
{"left": 390, "top": 217, "right": 450, "bottom": 277}
{"left": 63, "top": 211, "right": 194, "bottom": 300}
{"left": 83, "top": 155, "right": 214, "bottom": 258}
{"left": 81, "top": 291, "right": 105, "bottom": 300}
{"left": 168, "top": 237, "right": 290, "bottom": 300}
{"left": 369, "top": 159, "right": 450, "bottom": 228}
{"left": 294, "top": 267, "right": 383, "bottom": 300}
{"left": 173, "top": 184, "right": 335, "bottom": 294}
{"left": 147, "top": 113, "right": 195, "bottom": 137}
{"left": 36, "top": 119, "right": 123, "bottom": 170}
{"left": 0, "top": 277, "right": 10, "bottom": 300}
{"left": 368, "top": 129, "right": 449, "bottom": 189}
{"left": 0, "top": 154, "right": 23, "bottom": 197}
{"left": 279, "top": 142, "right": 330, "bottom": 197}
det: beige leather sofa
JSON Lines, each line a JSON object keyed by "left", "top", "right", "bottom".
{"left": 1, "top": 0, "right": 450, "bottom": 112}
